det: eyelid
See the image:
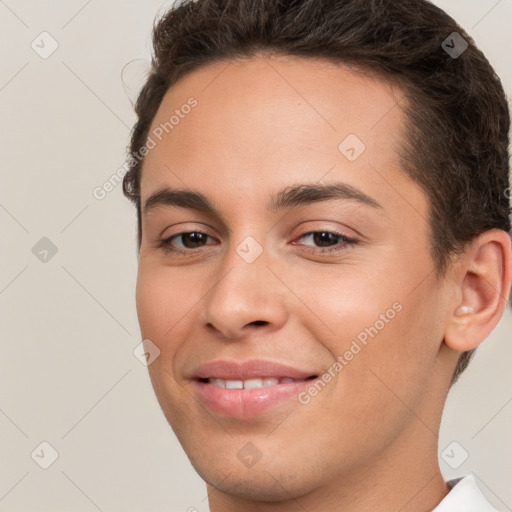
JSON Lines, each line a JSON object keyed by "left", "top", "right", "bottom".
{"left": 294, "top": 229, "right": 356, "bottom": 242}
{"left": 159, "top": 222, "right": 214, "bottom": 239}
{"left": 291, "top": 229, "right": 359, "bottom": 252}
{"left": 158, "top": 222, "right": 357, "bottom": 243}
{"left": 160, "top": 229, "right": 216, "bottom": 248}
{"left": 292, "top": 221, "right": 360, "bottom": 241}
{"left": 157, "top": 227, "right": 359, "bottom": 257}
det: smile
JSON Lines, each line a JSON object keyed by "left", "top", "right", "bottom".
{"left": 201, "top": 376, "right": 314, "bottom": 389}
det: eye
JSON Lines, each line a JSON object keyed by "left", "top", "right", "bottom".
{"left": 156, "top": 229, "right": 358, "bottom": 256}
{"left": 157, "top": 230, "right": 216, "bottom": 254}
{"left": 292, "top": 230, "right": 358, "bottom": 255}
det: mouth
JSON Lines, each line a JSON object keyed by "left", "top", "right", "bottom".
{"left": 197, "top": 375, "right": 318, "bottom": 389}
{"left": 189, "top": 360, "right": 320, "bottom": 418}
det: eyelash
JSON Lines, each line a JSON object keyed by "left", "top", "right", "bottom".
{"left": 156, "top": 229, "right": 358, "bottom": 256}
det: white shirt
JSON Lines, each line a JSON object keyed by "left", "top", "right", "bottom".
{"left": 432, "top": 475, "right": 498, "bottom": 511}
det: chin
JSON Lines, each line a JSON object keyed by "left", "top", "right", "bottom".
{"left": 197, "top": 465, "right": 315, "bottom": 503}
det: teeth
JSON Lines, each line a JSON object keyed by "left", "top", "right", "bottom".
{"left": 225, "top": 380, "right": 243, "bottom": 389}
{"left": 244, "top": 378, "right": 264, "bottom": 388}
{"left": 206, "top": 377, "right": 302, "bottom": 388}
{"left": 210, "top": 378, "right": 226, "bottom": 388}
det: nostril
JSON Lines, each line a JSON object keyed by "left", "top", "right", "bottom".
{"left": 250, "top": 320, "right": 268, "bottom": 326}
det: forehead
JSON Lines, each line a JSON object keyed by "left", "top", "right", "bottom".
{"left": 139, "top": 54, "right": 423, "bottom": 219}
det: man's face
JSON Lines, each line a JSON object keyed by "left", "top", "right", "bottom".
{"left": 136, "top": 55, "right": 456, "bottom": 500}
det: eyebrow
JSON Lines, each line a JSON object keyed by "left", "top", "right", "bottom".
{"left": 142, "top": 182, "right": 383, "bottom": 216}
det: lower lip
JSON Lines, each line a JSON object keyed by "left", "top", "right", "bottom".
{"left": 192, "top": 379, "right": 315, "bottom": 418}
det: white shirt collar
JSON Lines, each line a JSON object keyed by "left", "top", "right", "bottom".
{"left": 431, "top": 475, "right": 498, "bottom": 511}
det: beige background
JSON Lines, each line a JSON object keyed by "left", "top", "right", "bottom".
{"left": 0, "top": 1, "right": 511, "bottom": 510}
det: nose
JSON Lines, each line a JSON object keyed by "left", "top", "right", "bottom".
{"left": 202, "top": 242, "right": 288, "bottom": 340}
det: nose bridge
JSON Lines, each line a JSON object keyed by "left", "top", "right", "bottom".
{"left": 202, "top": 235, "right": 287, "bottom": 338}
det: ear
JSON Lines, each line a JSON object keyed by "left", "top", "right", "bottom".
{"left": 444, "top": 229, "right": 512, "bottom": 352}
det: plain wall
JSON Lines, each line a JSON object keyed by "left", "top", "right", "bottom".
{"left": 0, "top": 1, "right": 510, "bottom": 510}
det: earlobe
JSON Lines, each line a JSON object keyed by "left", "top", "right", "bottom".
{"left": 444, "top": 229, "right": 512, "bottom": 353}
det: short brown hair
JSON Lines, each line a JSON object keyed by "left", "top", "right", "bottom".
{"left": 123, "top": 0, "right": 511, "bottom": 384}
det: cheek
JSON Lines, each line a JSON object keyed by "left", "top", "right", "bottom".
{"left": 135, "top": 264, "right": 193, "bottom": 423}
{"left": 301, "top": 259, "right": 440, "bottom": 401}
{"left": 135, "top": 266, "right": 167, "bottom": 340}
{"left": 345, "top": 282, "right": 445, "bottom": 426}
{"left": 135, "top": 262, "right": 193, "bottom": 342}
{"left": 296, "top": 267, "right": 392, "bottom": 347}
{"left": 135, "top": 261, "right": 209, "bottom": 391}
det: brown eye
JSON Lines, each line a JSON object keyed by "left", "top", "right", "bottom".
{"left": 293, "top": 230, "right": 358, "bottom": 255}
{"left": 158, "top": 231, "right": 216, "bottom": 254}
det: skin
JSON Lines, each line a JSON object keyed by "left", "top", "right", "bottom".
{"left": 135, "top": 54, "right": 512, "bottom": 511}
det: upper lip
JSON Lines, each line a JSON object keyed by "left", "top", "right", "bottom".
{"left": 189, "top": 359, "right": 318, "bottom": 380}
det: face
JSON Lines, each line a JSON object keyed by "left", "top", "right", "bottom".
{"left": 136, "top": 55, "right": 457, "bottom": 501}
